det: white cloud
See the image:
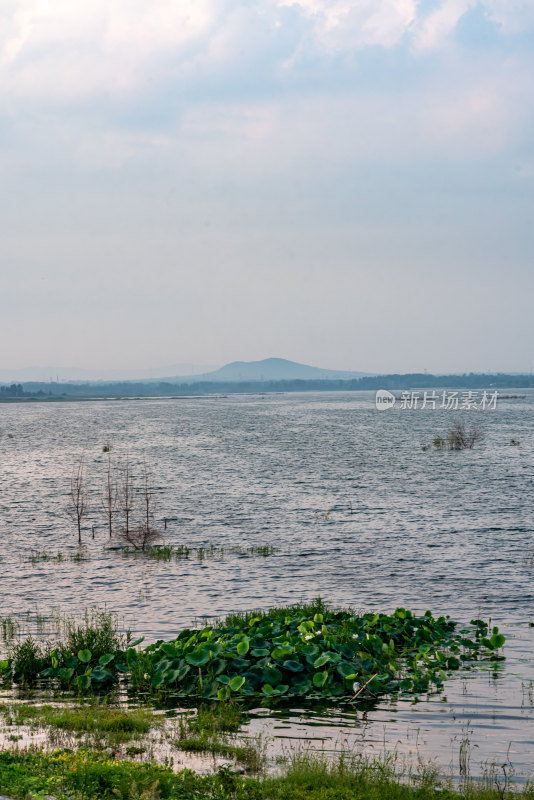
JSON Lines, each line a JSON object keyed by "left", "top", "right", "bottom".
{"left": 1, "top": 0, "right": 534, "bottom": 110}
{"left": 412, "top": 0, "right": 474, "bottom": 52}
{"left": 483, "top": 0, "right": 534, "bottom": 34}
{"left": 413, "top": 0, "right": 534, "bottom": 52}
{"left": 0, "top": 0, "right": 218, "bottom": 100}
{"left": 278, "top": 0, "right": 416, "bottom": 50}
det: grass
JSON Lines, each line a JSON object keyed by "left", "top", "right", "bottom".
{"left": 220, "top": 597, "right": 330, "bottom": 628}
{"left": 120, "top": 544, "right": 277, "bottom": 561}
{"left": 0, "top": 701, "right": 156, "bottom": 737}
{"left": 183, "top": 703, "right": 244, "bottom": 736}
{"left": 61, "top": 609, "right": 126, "bottom": 663}
{"left": 0, "top": 615, "right": 19, "bottom": 642}
{"left": 28, "top": 550, "right": 90, "bottom": 563}
{"left": 2, "top": 609, "right": 128, "bottom": 687}
{"left": 0, "top": 748, "right": 533, "bottom": 800}
{"left": 172, "top": 702, "right": 264, "bottom": 772}
{"left": 176, "top": 736, "right": 265, "bottom": 773}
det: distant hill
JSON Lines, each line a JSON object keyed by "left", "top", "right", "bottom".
{"left": 171, "top": 358, "right": 372, "bottom": 383}
{"left": 0, "top": 363, "right": 219, "bottom": 383}
{"left": 0, "top": 358, "right": 372, "bottom": 386}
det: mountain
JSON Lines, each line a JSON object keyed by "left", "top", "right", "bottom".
{"left": 171, "top": 358, "right": 372, "bottom": 383}
{"left": 0, "top": 358, "right": 372, "bottom": 385}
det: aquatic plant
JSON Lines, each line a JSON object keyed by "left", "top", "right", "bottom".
{"left": 0, "top": 610, "right": 129, "bottom": 690}
{"left": 28, "top": 550, "right": 90, "bottom": 563}
{"left": 134, "top": 601, "right": 506, "bottom": 702}
{"left": 119, "top": 543, "right": 277, "bottom": 560}
{"left": 0, "top": 603, "right": 505, "bottom": 700}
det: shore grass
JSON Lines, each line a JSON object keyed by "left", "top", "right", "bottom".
{"left": 0, "top": 747, "right": 533, "bottom": 800}
{"left": 0, "top": 701, "right": 156, "bottom": 737}
{"left": 172, "top": 702, "right": 264, "bottom": 772}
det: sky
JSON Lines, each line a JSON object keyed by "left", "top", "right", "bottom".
{"left": 1, "top": 0, "right": 533, "bottom": 375}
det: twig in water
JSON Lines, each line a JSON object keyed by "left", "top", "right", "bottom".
{"left": 350, "top": 673, "right": 378, "bottom": 701}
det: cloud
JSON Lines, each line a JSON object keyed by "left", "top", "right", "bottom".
{"left": 0, "top": 0, "right": 218, "bottom": 101}
{"left": 0, "top": 0, "right": 533, "bottom": 115}
{"left": 278, "top": 0, "right": 417, "bottom": 50}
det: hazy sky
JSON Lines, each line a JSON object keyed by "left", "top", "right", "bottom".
{"left": 1, "top": 0, "right": 533, "bottom": 374}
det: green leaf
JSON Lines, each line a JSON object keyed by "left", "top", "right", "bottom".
{"left": 262, "top": 667, "right": 283, "bottom": 686}
{"left": 313, "top": 670, "right": 328, "bottom": 688}
{"left": 337, "top": 662, "right": 356, "bottom": 679}
{"left": 164, "top": 666, "right": 189, "bottom": 684}
{"left": 77, "top": 674, "right": 91, "bottom": 690}
{"left": 151, "top": 672, "right": 165, "bottom": 688}
{"left": 91, "top": 667, "right": 116, "bottom": 683}
{"left": 185, "top": 649, "right": 210, "bottom": 667}
{"left": 251, "top": 648, "right": 270, "bottom": 657}
{"left": 282, "top": 659, "right": 304, "bottom": 673}
{"left": 229, "top": 675, "right": 245, "bottom": 692}
{"left": 77, "top": 649, "right": 92, "bottom": 663}
{"left": 98, "top": 653, "right": 115, "bottom": 667}
{"left": 58, "top": 667, "right": 75, "bottom": 681}
{"left": 313, "top": 654, "right": 330, "bottom": 669}
{"left": 236, "top": 640, "right": 250, "bottom": 656}
{"left": 271, "top": 646, "right": 293, "bottom": 660}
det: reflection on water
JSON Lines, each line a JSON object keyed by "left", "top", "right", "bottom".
{"left": 0, "top": 391, "right": 533, "bottom": 777}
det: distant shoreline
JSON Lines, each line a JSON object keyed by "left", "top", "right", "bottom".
{"left": 0, "top": 378, "right": 533, "bottom": 404}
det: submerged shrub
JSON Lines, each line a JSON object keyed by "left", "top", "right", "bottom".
{"left": 433, "top": 421, "right": 484, "bottom": 451}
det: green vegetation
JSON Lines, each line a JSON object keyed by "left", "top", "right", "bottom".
{"left": 120, "top": 544, "right": 277, "bottom": 560}
{"left": 0, "top": 602, "right": 505, "bottom": 699}
{"left": 28, "top": 550, "right": 90, "bottom": 564}
{"left": 172, "top": 703, "right": 264, "bottom": 772}
{"left": 0, "top": 747, "right": 532, "bottom": 800}
{"left": 0, "top": 701, "right": 155, "bottom": 737}
{"left": 138, "top": 600, "right": 505, "bottom": 701}
{"left": 0, "top": 610, "right": 129, "bottom": 690}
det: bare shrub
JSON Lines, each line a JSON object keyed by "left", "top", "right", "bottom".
{"left": 66, "top": 456, "right": 88, "bottom": 543}
{"left": 118, "top": 454, "right": 135, "bottom": 541}
{"left": 447, "top": 420, "right": 484, "bottom": 450}
{"left": 118, "top": 460, "right": 161, "bottom": 551}
{"left": 433, "top": 421, "right": 484, "bottom": 451}
{"left": 101, "top": 447, "right": 118, "bottom": 538}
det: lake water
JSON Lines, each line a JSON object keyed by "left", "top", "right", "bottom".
{"left": 0, "top": 391, "right": 533, "bottom": 780}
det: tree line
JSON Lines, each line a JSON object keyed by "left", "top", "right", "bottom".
{"left": 5, "top": 372, "right": 534, "bottom": 399}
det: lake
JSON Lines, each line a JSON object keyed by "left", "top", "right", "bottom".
{"left": 0, "top": 391, "right": 533, "bottom": 779}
